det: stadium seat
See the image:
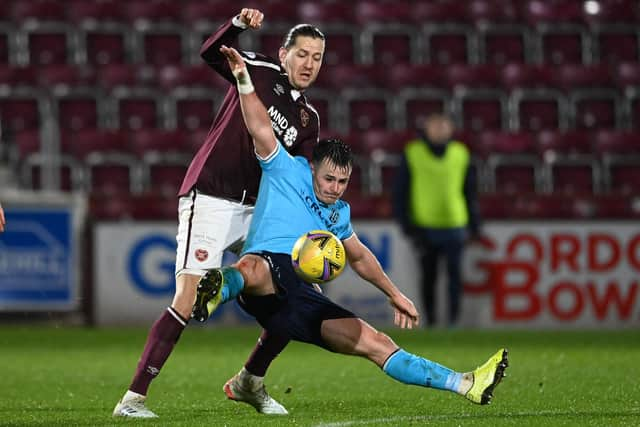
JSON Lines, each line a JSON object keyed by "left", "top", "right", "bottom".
{"left": 421, "top": 23, "right": 475, "bottom": 64}
{"left": 77, "top": 22, "right": 134, "bottom": 65}
{"left": 157, "top": 64, "right": 229, "bottom": 91}
{"left": 359, "top": 23, "right": 419, "bottom": 65}
{"left": 95, "top": 63, "right": 157, "bottom": 89}
{"left": 593, "top": 130, "right": 640, "bottom": 194}
{"left": 410, "top": 1, "right": 467, "bottom": 24}
{"left": 508, "top": 88, "right": 569, "bottom": 131}
{"left": 537, "top": 129, "right": 601, "bottom": 194}
{"left": 37, "top": 63, "right": 96, "bottom": 87}
{"left": 0, "top": 86, "right": 49, "bottom": 135}
{"left": 67, "top": 128, "right": 141, "bottom": 194}
{"left": 476, "top": 23, "right": 533, "bottom": 65}
{"left": 385, "top": 63, "right": 445, "bottom": 89}
{"left": 315, "top": 64, "right": 385, "bottom": 90}
{"left": 394, "top": 87, "right": 451, "bottom": 131}
{"left": 11, "top": 0, "right": 65, "bottom": 21}
{"left": 532, "top": 23, "right": 591, "bottom": 64}
{"left": 591, "top": 25, "right": 640, "bottom": 64}
{"left": 614, "top": 62, "right": 640, "bottom": 89}
{"left": 443, "top": 64, "right": 502, "bottom": 89}
{"left": 66, "top": 0, "right": 126, "bottom": 22}
{"left": 129, "top": 128, "right": 192, "bottom": 193}
{"left": 313, "top": 26, "right": 358, "bottom": 66}
{"left": 52, "top": 85, "right": 107, "bottom": 132}
{"left": 500, "top": 63, "right": 555, "bottom": 91}
{"left": 339, "top": 88, "right": 392, "bottom": 132}
{"left": 0, "top": 64, "right": 38, "bottom": 86}
{"left": 465, "top": 0, "right": 519, "bottom": 24}
{"left": 452, "top": 87, "right": 508, "bottom": 132}
{"left": 21, "top": 21, "right": 75, "bottom": 65}
{"left": 123, "top": 0, "right": 181, "bottom": 24}
{"left": 166, "top": 87, "right": 220, "bottom": 132}
{"left": 354, "top": 0, "right": 411, "bottom": 25}
{"left": 297, "top": 2, "right": 354, "bottom": 24}
{"left": 520, "top": 0, "right": 583, "bottom": 25}
{"left": 133, "top": 22, "right": 190, "bottom": 65}
{"left": 107, "top": 86, "right": 168, "bottom": 130}
{"left": 551, "top": 63, "right": 613, "bottom": 91}
{"left": 356, "top": 128, "right": 416, "bottom": 195}
{"left": 569, "top": 88, "right": 622, "bottom": 130}
{"left": 478, "top": 131, "right": 542, "bottom": 193}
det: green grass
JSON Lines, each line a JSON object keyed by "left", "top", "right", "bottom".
{"left": 0, "top": 326, "right": 639, "bottom": 426}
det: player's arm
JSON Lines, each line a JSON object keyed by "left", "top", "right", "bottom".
{"left": 221, "top": 45, "right": 277, "bottom": 158}
{"left": 0, "top": 203, "right": 5, "bottom": 232}
{"left": 343, "top": 234, "right": 420, "bottom": 329}
{"left": 200, "top": 8, "right": 264, "bottom": 81}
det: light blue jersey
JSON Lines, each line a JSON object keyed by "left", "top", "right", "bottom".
{"left": 242, "top": 144, "right": 354, "bottom": 255}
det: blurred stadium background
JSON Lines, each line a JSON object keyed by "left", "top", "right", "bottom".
{"left": 0, "top": 0, "right": 639, "bottom": 329}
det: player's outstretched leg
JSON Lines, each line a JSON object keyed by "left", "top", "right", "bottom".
{"left": 223, "top": 368, "right": 288, "bottom": 415}
{"left": 191, "top": 267, "right": 244, "bottom": 322}
{"left": 113, "top": 391, "right": 158, "bottom": 418}
{"left": 464, "top": 348, "right": 509, "bottom": 405}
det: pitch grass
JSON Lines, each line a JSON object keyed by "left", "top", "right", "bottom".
{"left": 1, "top": 326, "right": 639, "bottom": 427}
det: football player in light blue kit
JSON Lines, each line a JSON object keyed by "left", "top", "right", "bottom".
{"left": 192, "top": 45, "right": 509, "bottom": 411}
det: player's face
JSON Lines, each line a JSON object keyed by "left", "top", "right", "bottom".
{"left": 311, "top": 159, "right": 351, "bottom": 205}
{"left": 279, "top": 36, "right": 325, "bottom": 90}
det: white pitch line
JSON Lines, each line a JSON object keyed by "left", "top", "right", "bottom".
{"left": 312, "top": 409, "right": 640, "bottom": 427}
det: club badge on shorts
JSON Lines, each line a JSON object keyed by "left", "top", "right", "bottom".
{"left": 300, "top": 109, "right": 309, "bottom": 127}
{"left": 194, "top": 248, "right": 208, "bottom": 262}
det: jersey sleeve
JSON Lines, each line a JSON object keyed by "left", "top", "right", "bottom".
{"left": 258, "top": 143, "right": 297, "bottom": 171}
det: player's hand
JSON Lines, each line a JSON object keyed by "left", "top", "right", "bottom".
{"left": 390, "top": 292, "right": 419, "bottom": 329}
{"left": 220, "top": 45, "right": 247, "bottom": 78}
{"left": 238, "top": 8, "right": 263, "bottom": 29}
{"left": 0, "top": 203, "right": 5, "bottom": 232}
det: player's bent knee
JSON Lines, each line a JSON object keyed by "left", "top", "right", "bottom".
{"left": 235, "top": 254, "right": 274, "bottom": 295}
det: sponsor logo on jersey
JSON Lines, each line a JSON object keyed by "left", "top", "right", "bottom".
{"left": 273, "top": 84, "right": 284, "bottom": 96}
{"left": 300, "top": 109, "right": 310, "bottom": 127}
{"left": 267, "top": 105, "right": 298, "bottom": 146}
{"left": 195, "top": 248, "right": 208, "bottom": 262}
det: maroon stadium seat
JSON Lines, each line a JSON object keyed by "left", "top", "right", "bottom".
{"left": 500, "top": 63, "right": 555, "bottom": 91}
{"left": 95, "top": 63, "right": 157, "bottom": 89}
{"left": 354, "top": 0, "right": 411, "bottom": 25}
{"left": 360, "top": 23, "right": 418, "bottom": 65}
{"left": 594, "top": 130, "right": 640, "bottom": 194}
{"left": 477, "top": 24, "right": 532, "bottom": 65}
{"left": 592, "top": 25, "right": 640, "bottom": 64}
{"left": 11, "top": 0, "right": 65, "bottom": 21}
{"left": 136, "top": 23, "right": 189, "bottom": 65}
{"left": 79, "top": 23, "right": 133, "bottom": 65}
{"left": 509, "top": 88, "right": 569, "bottom": 131}
{"left": 478, "top": 131, "right": 542, "bottom": 193}
{"left": 297, "top": 2, "right": 354, "bottom": 24}
{"left": 108, "top": 87, "right": 167, "bottom": 130}
{"left": 396, "top": 87, "right": 451, "bottom": 131}
{"left": 22, "top": 21, "right": 74, "bottom": 65}
{"left": 421, "top": 24, "right": 474, "bottom": 64}
{"left": 569, "top": 88, "right": 622, "bottom": 130}
{"left": 52, "top": 86, "right": 107, "bottom": 132}
{"left": 340, "top": 89, "right": 392, "bottom": 132}
{"left": 465, "top": 0, "right": 519, "bottom": 23}
{"left": 452, "top": 87, "right": 508, "bottom": 131}
{"left": 551, "top": 64, "right": 613, "bottom": 91}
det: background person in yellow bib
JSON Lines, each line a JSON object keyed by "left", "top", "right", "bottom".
{"left": 393, "top": 113, "right": 482, "bottom": 327}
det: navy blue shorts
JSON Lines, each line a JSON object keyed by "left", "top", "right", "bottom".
{"left": 237, "top": 251, "right": 357, "bottom": 351}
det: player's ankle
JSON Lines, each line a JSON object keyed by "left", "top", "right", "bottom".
{"left": 457, "top": 372, "right": 474, "bottom": 395}
{"left": 237, "top": 367, "right": 264, "bottom": 392}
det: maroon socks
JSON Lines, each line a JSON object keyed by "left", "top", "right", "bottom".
{"left": 129, "top": 307, "right": 187, "bottom": 395}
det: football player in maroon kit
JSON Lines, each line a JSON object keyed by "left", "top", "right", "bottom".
{"left": 114, "top": 8, "right": 325, "bottom": 418}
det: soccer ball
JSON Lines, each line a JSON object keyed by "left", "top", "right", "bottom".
{"left": 291, "top": 230, "right": 346, "bottom": 283}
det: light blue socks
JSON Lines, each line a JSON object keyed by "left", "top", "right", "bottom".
{"left": 220, "top": 266, "right": 245, "bottom": 304}
{"left": 383, "top": 349, "right": 462, "bottom": 392}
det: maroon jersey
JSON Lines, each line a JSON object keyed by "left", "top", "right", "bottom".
{"left": 178, "top": 19, "right": 321, "bottom": 204}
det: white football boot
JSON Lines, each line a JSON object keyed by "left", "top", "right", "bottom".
{"left": 223, "top": 368, "right": 288, "bottom": 415}
{"left": 113, "top": 391, "right": 158, "bottom": 418}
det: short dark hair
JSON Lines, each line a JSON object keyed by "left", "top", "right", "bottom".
{"left": 282, "top": 24, "right": 325, "bottom": 49}
{"left": 312, "top": 138, "right": 353, "bottom": 172}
